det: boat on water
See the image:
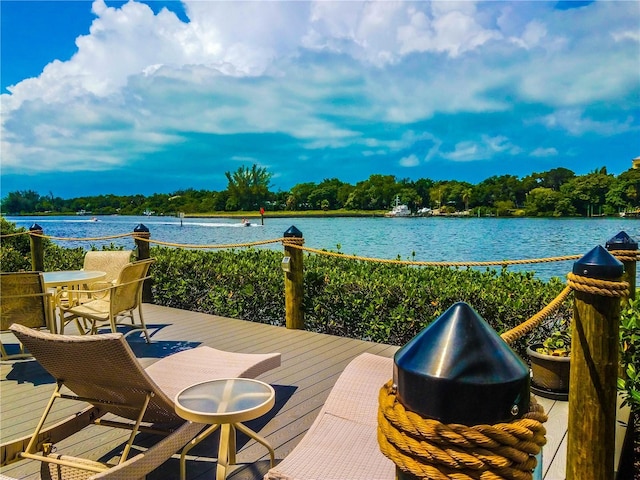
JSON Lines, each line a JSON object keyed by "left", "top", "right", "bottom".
{"left": 385, "top": 196, "right": 411, "bottom": 217}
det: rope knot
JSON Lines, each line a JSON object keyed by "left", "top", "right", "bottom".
{"left": 566, "top": 272, "right": 629, "bottom": 298}
{"left": 378, "top": 380, "right": 548, "bottom": 480}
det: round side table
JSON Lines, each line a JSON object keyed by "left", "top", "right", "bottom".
{"left": 175, "top": 378, "right": 276, "bottom": 480}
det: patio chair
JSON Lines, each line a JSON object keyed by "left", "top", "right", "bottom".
{"left": 264, "top": 353, "right": 395, "bottom": 480}
{"left": 79, "top": 250, "right": 134, "bottom": 300}
{"left": 0, "top": 272, "right": 55, "bottom": 361}
{"left": 3, "top": 323, "right": 281, "bottom": 480}
{"left": 59, "top": 259, "right": 154, "bottom": 342}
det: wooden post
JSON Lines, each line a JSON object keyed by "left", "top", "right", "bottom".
{"left": 283, "top": 226, "right": 304, "bottom": 329}
{"left": 29, "top": 223, "right": 45, "bottom": 272}
{"left": 606, "top": 231, "right": 637, "bottom": 301}
{"left": 567, "top": 246, "right": 624, "bottom": 480}
{"left": 133, "top": 224, "right": 152, "bottom": 303}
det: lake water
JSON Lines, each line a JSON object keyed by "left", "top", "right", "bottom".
{"left": 5, "top": 215, "right": 639, "bottom": 281}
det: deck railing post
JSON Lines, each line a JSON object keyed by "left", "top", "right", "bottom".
{"left": 283, "top": 226, "right": 304, "bottom": 329}
{"left": 567, "top": 246, "right": 625, "bottom": 480}
{"left": 382, "top": 302, "right": 537, "bottom": 479}
{"left": 133, "top": 224, "right": 152, "bottom": 303}
{"left": 605, "top": 230, "right": 637, "bottom": 302}
{"left": 29, "top": 223, "right": 45, "bottom": 272}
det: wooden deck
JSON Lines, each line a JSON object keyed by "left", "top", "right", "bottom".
{"left": 0, "top": 304, "right": 629, "bottom": 480}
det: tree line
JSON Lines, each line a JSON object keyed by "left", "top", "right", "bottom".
{"left": 2, "top": 164, "right": 639, "bottom": 217}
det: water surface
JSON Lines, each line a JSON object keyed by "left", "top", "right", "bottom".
{"left": 6, "top": 215, "right": 638, "bottom": 281}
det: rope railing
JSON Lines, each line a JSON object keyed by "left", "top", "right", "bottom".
{"left": 5, "top": 227, "right": 632, "bottom": 349}
{"left": 140, "top": 237, "right": 288, "bottom": 249}
{"left": 27, "top": 231, "right": 135, "bottom": 242}
{"left": 2, "top": 229, "right": 587, "bottom": 267}
{"left": 288, "top": 243, "right": 581, "bottom": 267}
{"left": 500, "top": 285, "right": 572, "bottom": 345}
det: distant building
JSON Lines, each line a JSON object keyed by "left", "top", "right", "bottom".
{"left": 633, "top": 156, "right": 640, "bottom": 169}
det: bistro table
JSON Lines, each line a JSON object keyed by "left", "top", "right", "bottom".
{"left": 43, "top": 270, "right": 107, "bottom": 289}
{"left": 174, "top": 378, "right": 276, "bottom": 480}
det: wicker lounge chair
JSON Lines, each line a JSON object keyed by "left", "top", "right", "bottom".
{"left": 3, "top": 323, "right": 281, "bottom": 480}
{"left": 59, "top": 259, "right": 153, "bottom": 341}
{"left": 264, "top": 352, "right": 395, "bottom": 480}
{"left": 1, "top": 272, "right": 56, "bottom": 360}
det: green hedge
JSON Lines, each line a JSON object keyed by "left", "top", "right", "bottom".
{"left": 148, "top": 246, "right": 570, "bottom": 357}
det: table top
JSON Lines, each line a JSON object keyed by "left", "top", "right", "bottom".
{"left": 174, "top": 378, "right": 275, "bottom": 424}
{"left": 43, "top": 270, "right": 107, "bottom": 287}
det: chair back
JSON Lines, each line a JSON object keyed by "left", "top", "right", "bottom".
{"left": 83, "top": 250, "right": 132, "bottom": 288}
{"left": 10, "top": 323, "right": 180, "bottom": 424}
{"left": 0, "top": 272, "right": 51, "bottom": 331}
{"left": 110, "top": 259, "right": 154, "bottom": 315}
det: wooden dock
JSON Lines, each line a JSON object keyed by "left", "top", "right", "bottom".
{"left": 0, "top": 304, "right": 629, "bottom": 479}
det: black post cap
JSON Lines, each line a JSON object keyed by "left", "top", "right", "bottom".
{"left": 572, "top": 245, "right": 624, "bottom": 279}
{"left": 133, "top": 223, "right": 149, "bottom": 233}
{"left": 393, "top": 302, "right": 529, "bottom": 425}
{"left": 605, "top": 231, "right": 638, "bottom": 251}
{"left": 29, "top": 223, "right": 43, "bottom": 231}
{"left": 284, "top": 225, "right": 303, "bottom": 238}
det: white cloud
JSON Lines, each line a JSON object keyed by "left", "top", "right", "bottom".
{"left": 442, "top": 135, "right": 522, "bottom": 162}
{"left": 399, "top": 154, "right": 420, "bottom": 167}
{"left": 531, "top": 147, "right": 558, "bottom": 158}
{"left": 1, "top": 0, "right": 638, "bottom": 183}
{"left": 533, "top": 109, "right": 636, "bottom": 136}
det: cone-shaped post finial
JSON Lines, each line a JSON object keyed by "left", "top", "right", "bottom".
{"left": 605, "top": 231, "right": 638, "bottom": 251}
{"left": 573, "top": 245, "right": 623, "bottom": 279}
{"left": 394, "top": 302, "right": 529, "bottom": 425}
{"left": 284, "top": 225, "right": 303, "bottom": 238}
{"left": 29, "top": 223, "right": 43, "bottom": 231}
{"left": 134, "top": 223, "right": 149, "bottom": 233}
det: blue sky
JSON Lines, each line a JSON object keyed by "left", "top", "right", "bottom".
{"left": 1, "top": 0, "right": 639, "bottom": 199}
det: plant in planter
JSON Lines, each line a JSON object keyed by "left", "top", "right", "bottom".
{"left": 527, "top": 320, "right": 571, "bottom": 400}
{"left": 537, "top": 329, "right": 571, "bottom": 357}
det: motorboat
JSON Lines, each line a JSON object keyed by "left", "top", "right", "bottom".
{"left": 385, "top": 196, "right": 411, "bottom": 217}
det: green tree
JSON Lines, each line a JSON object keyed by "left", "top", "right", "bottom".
{"left": 561, "top": 170, "right": 613, "bottom": 216}
{"left": 1, "top": 190, "right": 41, "bottom": 214}
{"left": 225, "top": 164, "right": 273, "bottom": 211}
{"left": 525, "top": 187, "right": 563, "bottom": 216}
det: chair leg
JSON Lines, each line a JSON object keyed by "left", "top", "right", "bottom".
{"left": 137, "top": 305, "right": 151, "bottom": 343}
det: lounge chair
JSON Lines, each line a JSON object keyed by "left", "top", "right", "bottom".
{"left": 264, "top": 352, "right": 395, "bottom": 480}
{"left": 1, "top": 272, "right": 56, "bottom": 360}
{"left": 3, "top": 323, "right": 281, "bottom": 480}
{"left": 59, "top": 259, "right": 153, "bottom": 341}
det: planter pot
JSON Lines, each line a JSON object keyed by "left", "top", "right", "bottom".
{"left": 527, "top": 344, "right": 570, "bottom": 400}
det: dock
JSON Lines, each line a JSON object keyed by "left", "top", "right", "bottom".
{"left": 0, "top": 304, "right": 629, "bottom": 479}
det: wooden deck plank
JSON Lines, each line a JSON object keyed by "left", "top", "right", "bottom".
{"left": 0, "top": 303, "right": 621, "bottom": 480}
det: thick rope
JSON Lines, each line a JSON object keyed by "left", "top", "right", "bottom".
{"left": 378, "top": 381, "right": 547, "bottom": 480}
{"left": 287, "top": 243, "right": 580, "bottom": 267}
{"left": 500, "top": 285, "right": 572, "bottom": 345}
{"left": 138, "top": 237, "right": 288, "bottom": 249}
{"left": 2, "top": 230, "right": 582, "bottom": 267}
{"left": 607, "top": 249, "right": 640, "bottom": 262}
{"left": 27, "top": 231, "right": 134, "bottom": 242}
{"left": 566, "top": 272, "right": 629, "bottom": 298}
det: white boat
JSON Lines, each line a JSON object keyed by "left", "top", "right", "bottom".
{"left": 385, "top": 196, "right": 411, "bottom": 217}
